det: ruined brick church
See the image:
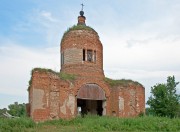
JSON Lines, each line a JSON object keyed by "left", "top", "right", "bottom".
{"left": 27, "top": 9, "right": 145, "bottom": 122}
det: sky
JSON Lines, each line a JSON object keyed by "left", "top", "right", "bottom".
{"left": 0, "top": 0, "right": 180, "bottom": 109}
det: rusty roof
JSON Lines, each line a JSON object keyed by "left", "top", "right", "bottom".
{"left": 77, "top": 84, "right": 106, "bottom": 100}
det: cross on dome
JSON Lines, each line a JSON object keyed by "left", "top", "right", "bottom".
{"left": 81, "top": 3, "right": 84, "bottom": 11}
{"left": 79, "top": 3, "right": 85, "bottom": 17}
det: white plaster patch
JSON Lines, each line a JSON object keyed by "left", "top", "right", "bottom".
{"left": 119, "top": 96, "right": 124, "bottom": 111}
{"left": 67, "top": 94, "right": 75, "bottom": 115}
{"left": 130, "top": 89, "right": 136, "bottom": 96}
{"left": 60, "top": 94, "right": 75, "bottom": 116}
{"left": 102, "top": 101, "right": 106, "bottom": 115}
{"left": 60, "top": 100, "right": 67, "bottom": 115}
{"left": 32, "top": 89, "right": 45, "bottom": 112}
{"left": 50, "top": 91, "right": 59, "bottom": 118}
{"left": 70, "top": 82, "right": 74, "bottom": 89}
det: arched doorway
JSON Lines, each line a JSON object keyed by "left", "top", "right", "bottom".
{"left": 76, "top": 83, "right": 106, "bottom": 116}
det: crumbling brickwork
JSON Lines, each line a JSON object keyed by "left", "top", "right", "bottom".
{"left": 27, "top": 14, "right": 145, "bottom": 122}
{"left": 28, "top": 70, "right": 145, "bottom": 121}
{"left": 108, "top": 83, "right": 145, "bottom": 117}
{"left": 61, "top": 29, "right": 104, "bottom": 78}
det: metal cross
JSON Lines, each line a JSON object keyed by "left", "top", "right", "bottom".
{"left": 81, "top": 3, "right": 84, "bottom": 11}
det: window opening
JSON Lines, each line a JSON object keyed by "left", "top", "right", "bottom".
{"left": 83, "top": 49, "right": 85, "bottom": 61}
{"left": 87, "top": 50, "right": 93, "bottom": 62}
{"left": 61, "top": 52, "right": 64, "bottom": 65}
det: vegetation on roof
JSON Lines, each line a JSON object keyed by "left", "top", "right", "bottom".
{"left": 32, "top": 68, "right": 58, "bottom": 74}
{"left": 67, "top": 25, "right": 96, "bottom": 32}
{"left": 27, "top": 68, "right": 76, "bottom": 91}
{"left": 104, "top": 77, "right": 143, "bottom": 87}
{"left": 59, "top": 72, "right": 76, "bottom": 81}
{"left": 61, "top": 25, "right": 97, "bottom": 43}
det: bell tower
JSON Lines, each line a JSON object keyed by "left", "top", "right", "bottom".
{"left": 60, "top": 6, "right": 104, "bottom": 78}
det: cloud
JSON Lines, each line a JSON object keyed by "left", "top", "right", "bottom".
{"left": 102, "top": 30, "right": 180, "bottom": 102}
{"left": 10, "top": 9, "right": 64, "bottom": 47}
{"left": 0, "top": 43, "right": 60, "bottom": 96}
{"left": 30, "top": 10, "right": 60, "bottom": 28}
{"left": 104, "top": 34, "right": 180, "bottom": 67}
{"left": 40, "top": 11, "right": 57, "bottom": 22}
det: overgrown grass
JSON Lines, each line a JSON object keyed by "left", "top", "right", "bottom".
{"left": 59, "top": 72, "right": 76, "bottom": 81}
{"left": 66, "top": 25, "right": 96, "bottom": 32}
{"left": 104, "top": 77, "right": 143, "bottom": 87}
{"left": 0, "top": 117, "right": 35, "bottom": 132}
{"left": 27, "top": 68, "right": 76, "bottom": 91}
{"left": 61, "top": 25, "right": 98, "bottom": 43}
{"left": 32, "top": 68, "right": 58, "bottom": 74}
{"left": 0, "top": 116, "right": 179, "bottom": 132}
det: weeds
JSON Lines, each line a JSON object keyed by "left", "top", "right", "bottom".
{"left": 0, "top": 116, "right": 179, "bottom": 132}
{"left": 61, "top": 25, "right": 98, "bottom": 43}
{"left": 0, "top": 117, "right": 35, "bottom": 132}
{"left": 104, "top": 77, "right": 143, "bottom": 87}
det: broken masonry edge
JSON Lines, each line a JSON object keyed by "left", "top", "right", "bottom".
{"left": 27, "top": 68, "right": 144, "bottom": 91}
{"left": 27, "top": 68, "right": 77, "bottom": 91}
{"left": 104, "top": 77, "right": 144, "bottom": 87}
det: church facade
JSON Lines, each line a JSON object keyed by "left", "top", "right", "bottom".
{"left": 27, "top": 10, "right": 145, "bottom": 122}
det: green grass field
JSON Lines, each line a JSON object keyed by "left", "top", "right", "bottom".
{"left": 0, "top": 116, "right": 180, "bottom": 132}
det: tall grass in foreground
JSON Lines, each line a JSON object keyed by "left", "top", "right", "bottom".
{"left": 0, "top": 116, "right": 180, "bottom": 132}
{"left": 0, "top": 117, "right": 35, "bottom": 132}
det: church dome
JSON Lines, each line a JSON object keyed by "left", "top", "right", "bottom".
{"left": 60, "top": 12, "right": 104, "bottom": 78}
{"left": 61, "top": 25, "right": 101, "bottom": 52}
{"left": 61, "top": 25, "right": 98, "bottom": 43}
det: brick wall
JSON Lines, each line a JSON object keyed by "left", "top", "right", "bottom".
{"left": 61, "top": 30, "right": 104, "bottom": 78}
{"left": 28, "top": 70, "right": 145, "bottom": 121}
{"left": 108, "top": 84, "right": 145, "bottom": 117}
{"left": 29, "top": 70, "right": 110, "bottom": 121}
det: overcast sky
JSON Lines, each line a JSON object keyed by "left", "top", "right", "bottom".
{"left": 0, "top": 0, "right": 180, "bottom": 109}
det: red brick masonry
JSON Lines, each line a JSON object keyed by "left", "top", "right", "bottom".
{"left": 27, "top": 16, "right": 145, "bottom": 122}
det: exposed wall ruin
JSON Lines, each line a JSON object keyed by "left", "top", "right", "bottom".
{"left": 28, "top": 69, "right": 145, "bottom": 122}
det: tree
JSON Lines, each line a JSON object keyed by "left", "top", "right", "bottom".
{"left": 147, "top": 76, "right": 180, "bottom": 118}
{"left": 8, "top": 102, "right": 27, "bottom": 117}
{"left": 0, "top": 108, "right": 7, "bottom": 117}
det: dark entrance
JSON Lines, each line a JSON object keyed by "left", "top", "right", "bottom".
{"left": 97, "top": 100, "right": 103, "bottom": 116}
{"left": 77, "top": 99, "right": 103, "bottom": 116}
{"left": 77, "top": 83, "right": 106, "bottom": 117}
